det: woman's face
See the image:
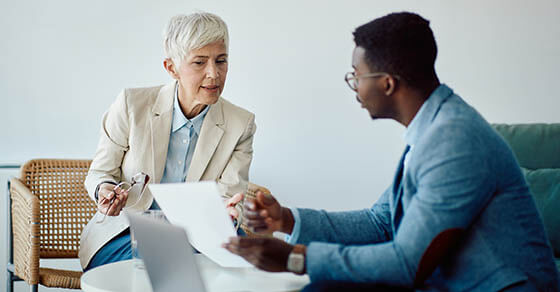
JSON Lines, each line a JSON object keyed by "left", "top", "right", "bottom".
{"left": 171, "top": 40, "right": 228, "bottom": 106}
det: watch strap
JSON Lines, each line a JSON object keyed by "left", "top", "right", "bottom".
{"left": 292, "top": 244, "right": 306, "bottom": 255}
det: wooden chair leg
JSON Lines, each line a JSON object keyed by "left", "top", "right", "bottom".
{"left": 6, "top": 179, "right": 14, "bottom": 292}
{"left": 6, "top": 179, "right": 28, "bottom": 291}
{"left": 6, "top": 271, "right": 13, "bottom": 292}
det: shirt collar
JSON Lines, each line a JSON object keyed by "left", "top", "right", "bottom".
{"left": 404, "top": 84, "right": 453, "bottom": 146}
{"left": 171, "top": 86, "right": 210, "bottom": 135}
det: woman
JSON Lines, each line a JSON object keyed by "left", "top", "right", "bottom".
{"left": 79, "top": 12, "right": 256, "bottom": 271}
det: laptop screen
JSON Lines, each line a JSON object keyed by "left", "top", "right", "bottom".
{"left": 127, "top": 212, "right": 207, "bottom": 292}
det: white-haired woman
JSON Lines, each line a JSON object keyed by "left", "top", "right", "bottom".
{"left": 79, "top": 12, "right": 255, "bottom": 271}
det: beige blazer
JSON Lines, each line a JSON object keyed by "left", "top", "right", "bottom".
{"left": 79, "top": 82, "right": 256, "bottom": 269}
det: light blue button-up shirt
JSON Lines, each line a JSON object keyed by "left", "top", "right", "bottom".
{"left": 160, "top": 88, "right": 209, "bottom": 184}
{"left": 401, "top": 95, "right": 430, "bottom": 176}
{"left": 151, "top": 88, "right": 208, "bottom": 210}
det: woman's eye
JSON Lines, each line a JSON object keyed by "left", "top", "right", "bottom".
{"left": 193, "top": 61, "right": 204, "bottom": 65}
{"left": 216, "top": 59, "right": 227, "bottom": 64}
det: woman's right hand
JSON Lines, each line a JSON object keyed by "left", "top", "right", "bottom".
{"left": 97, "top": 183, "right": 129, "bottom": 216}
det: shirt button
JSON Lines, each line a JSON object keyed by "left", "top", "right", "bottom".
{"left": 178, "top": 161, "right": 182, "bottom": 165}
{"left": 183, "top": 139, "right": 187, "bottom": 144}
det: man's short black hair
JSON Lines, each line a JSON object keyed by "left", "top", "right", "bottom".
{"left": 353, "top": 12, "right": 438, "bottom": 89}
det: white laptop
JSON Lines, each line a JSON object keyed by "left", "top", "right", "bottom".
{"left": 126, "top": 211, "right": 207, "bottom": 292}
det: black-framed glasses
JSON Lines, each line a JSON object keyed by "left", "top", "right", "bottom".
{"left": 344, "top": 71, "right": 399, "bottom": 91}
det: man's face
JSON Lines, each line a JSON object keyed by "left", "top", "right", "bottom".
{"left": 351, "top": 46, "right": 394, "bottom": 119}
{"left": 174, "top": 40, "right": 228, "bottom": 106}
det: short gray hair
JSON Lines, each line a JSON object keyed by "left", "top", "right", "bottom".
{"left": 163, "top": 12, "right": 229, "bottom": 67}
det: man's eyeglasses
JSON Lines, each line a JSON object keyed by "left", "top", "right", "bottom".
{"left": 344, "top": 72, "right": 399, "bottom": 91}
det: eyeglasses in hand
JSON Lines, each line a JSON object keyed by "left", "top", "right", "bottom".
{"left": 96, "top": 172, "right": 150, "bottom": 224}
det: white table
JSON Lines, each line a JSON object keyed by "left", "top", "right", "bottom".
{"left": 81, "top": 254, "right": 310, "bottom": 292}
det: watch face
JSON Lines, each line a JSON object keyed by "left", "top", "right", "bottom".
{"left": 288, "top": 253, "right": 305, "bottom": 274}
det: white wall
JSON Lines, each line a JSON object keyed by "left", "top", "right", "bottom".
{"left": 1, "top": 1, "right": 559, "bottom": 290}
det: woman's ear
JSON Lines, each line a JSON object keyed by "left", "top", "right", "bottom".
{"left": 163, "top": 58, "right": 179, "bottom": 80}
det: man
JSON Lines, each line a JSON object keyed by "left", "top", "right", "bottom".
{"left": 223, "top": 12, "right": 560, "bottom": 291}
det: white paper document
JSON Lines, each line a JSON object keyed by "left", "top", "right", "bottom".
{"left": 148, "top": 182, "right": 252, "bottom": 268}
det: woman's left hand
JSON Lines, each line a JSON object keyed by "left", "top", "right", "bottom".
{"left": 225, "top": 193, "right": 244, "bottom": 221}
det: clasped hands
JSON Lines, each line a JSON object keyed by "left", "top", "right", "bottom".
{"left": 222, "top": 191, "right": 300, "bottom": 273}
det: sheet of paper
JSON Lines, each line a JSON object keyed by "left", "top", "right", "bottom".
{"left": 148, "top": 181, "right": 252, "bottom": 268}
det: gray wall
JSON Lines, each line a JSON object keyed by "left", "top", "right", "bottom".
{"left": 1, "top": 0, "right": 559, "bottom": 290}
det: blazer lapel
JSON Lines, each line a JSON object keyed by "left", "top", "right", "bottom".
{"left": 150, "top": 82, "right": 175, "bottom": 183}
{"left": 186, "top": 98, "right": 225, "bottom": 182}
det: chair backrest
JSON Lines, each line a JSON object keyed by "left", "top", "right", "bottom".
{"left": 19, "top": 159, "right": 96, "bottom": 258}
{"left": 241, "top": 183, "right": 272, "bottom": 236}
{"left": 247, "top": 182, "right": 271, "bottom": 200}
{"left": 493, "top": 124, "right": 560, "bottom": 257}
{"left": 493, "top": 123, "right": 560, "bottom": 170}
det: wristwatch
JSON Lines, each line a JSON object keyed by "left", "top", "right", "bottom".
{"left": 287, "top": 244, "right": 306, "bottom": 274}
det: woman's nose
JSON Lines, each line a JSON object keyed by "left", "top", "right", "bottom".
{"left": 205, "top": 63, "right": 219, "bottom": 79}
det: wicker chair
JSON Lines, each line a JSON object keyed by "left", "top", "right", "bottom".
{"left": 241, "top": 182, "right": 273, "bottom": 236}
{"left": 6, "top": 159, "right": 97, "bottom": 291}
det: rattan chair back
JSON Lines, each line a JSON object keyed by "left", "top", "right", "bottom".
{"left": 19, "top": 159, "right": 97, "bottom": 258}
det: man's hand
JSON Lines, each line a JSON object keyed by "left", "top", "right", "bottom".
{"left": 244, "top": 191, "right": 295, "bottom": 234}
{"left": 225, "top": 193, "right": 244, "bottom": 221}
{"left": 97, "top": 183, "right": 129, "bottom": 216}
{"left": 222, "top": 237, "right": 295, "bottom": 272}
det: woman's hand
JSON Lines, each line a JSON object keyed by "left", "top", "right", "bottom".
{"left": 97, "top": 183, "right": 129, "bottom": 216}
{"left": 225, "top": 193, "right": 244, "bottom": 221}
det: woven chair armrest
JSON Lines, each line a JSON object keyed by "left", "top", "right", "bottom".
{"left": 241, "top": 183, "right": 273, "bottom": 237}
{"left": 9, "top": 177, "right": 40, "bottom": 285}
{"left": 246, "top": 183, "right": 271, "bottom": 199}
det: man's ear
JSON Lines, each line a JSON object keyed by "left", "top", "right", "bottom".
{"left": 385, "top": 75, "right": 397, "bottom": 96}
{"left": 163, "top": 58, "right": 179, "bottom": 80}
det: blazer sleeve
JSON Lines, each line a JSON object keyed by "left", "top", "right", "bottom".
{"left": 217, "top": 113, "right": 256, "bottom": 199}
{"left": 303, "top": 122, "right": 494, "bottom": 287}
{"left": 294, "top": 187, "right": 393, "bottom": 246}
{"left": 84, "top": 90, "right": 130, "bottom": 201}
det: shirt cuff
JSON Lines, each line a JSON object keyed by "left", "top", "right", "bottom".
{"left": 285, "top": 207, "right": 301, "bottom": 244}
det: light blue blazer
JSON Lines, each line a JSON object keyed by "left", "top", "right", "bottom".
{"left": 293, "top": 85, "right": 560, "bottom": 291}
